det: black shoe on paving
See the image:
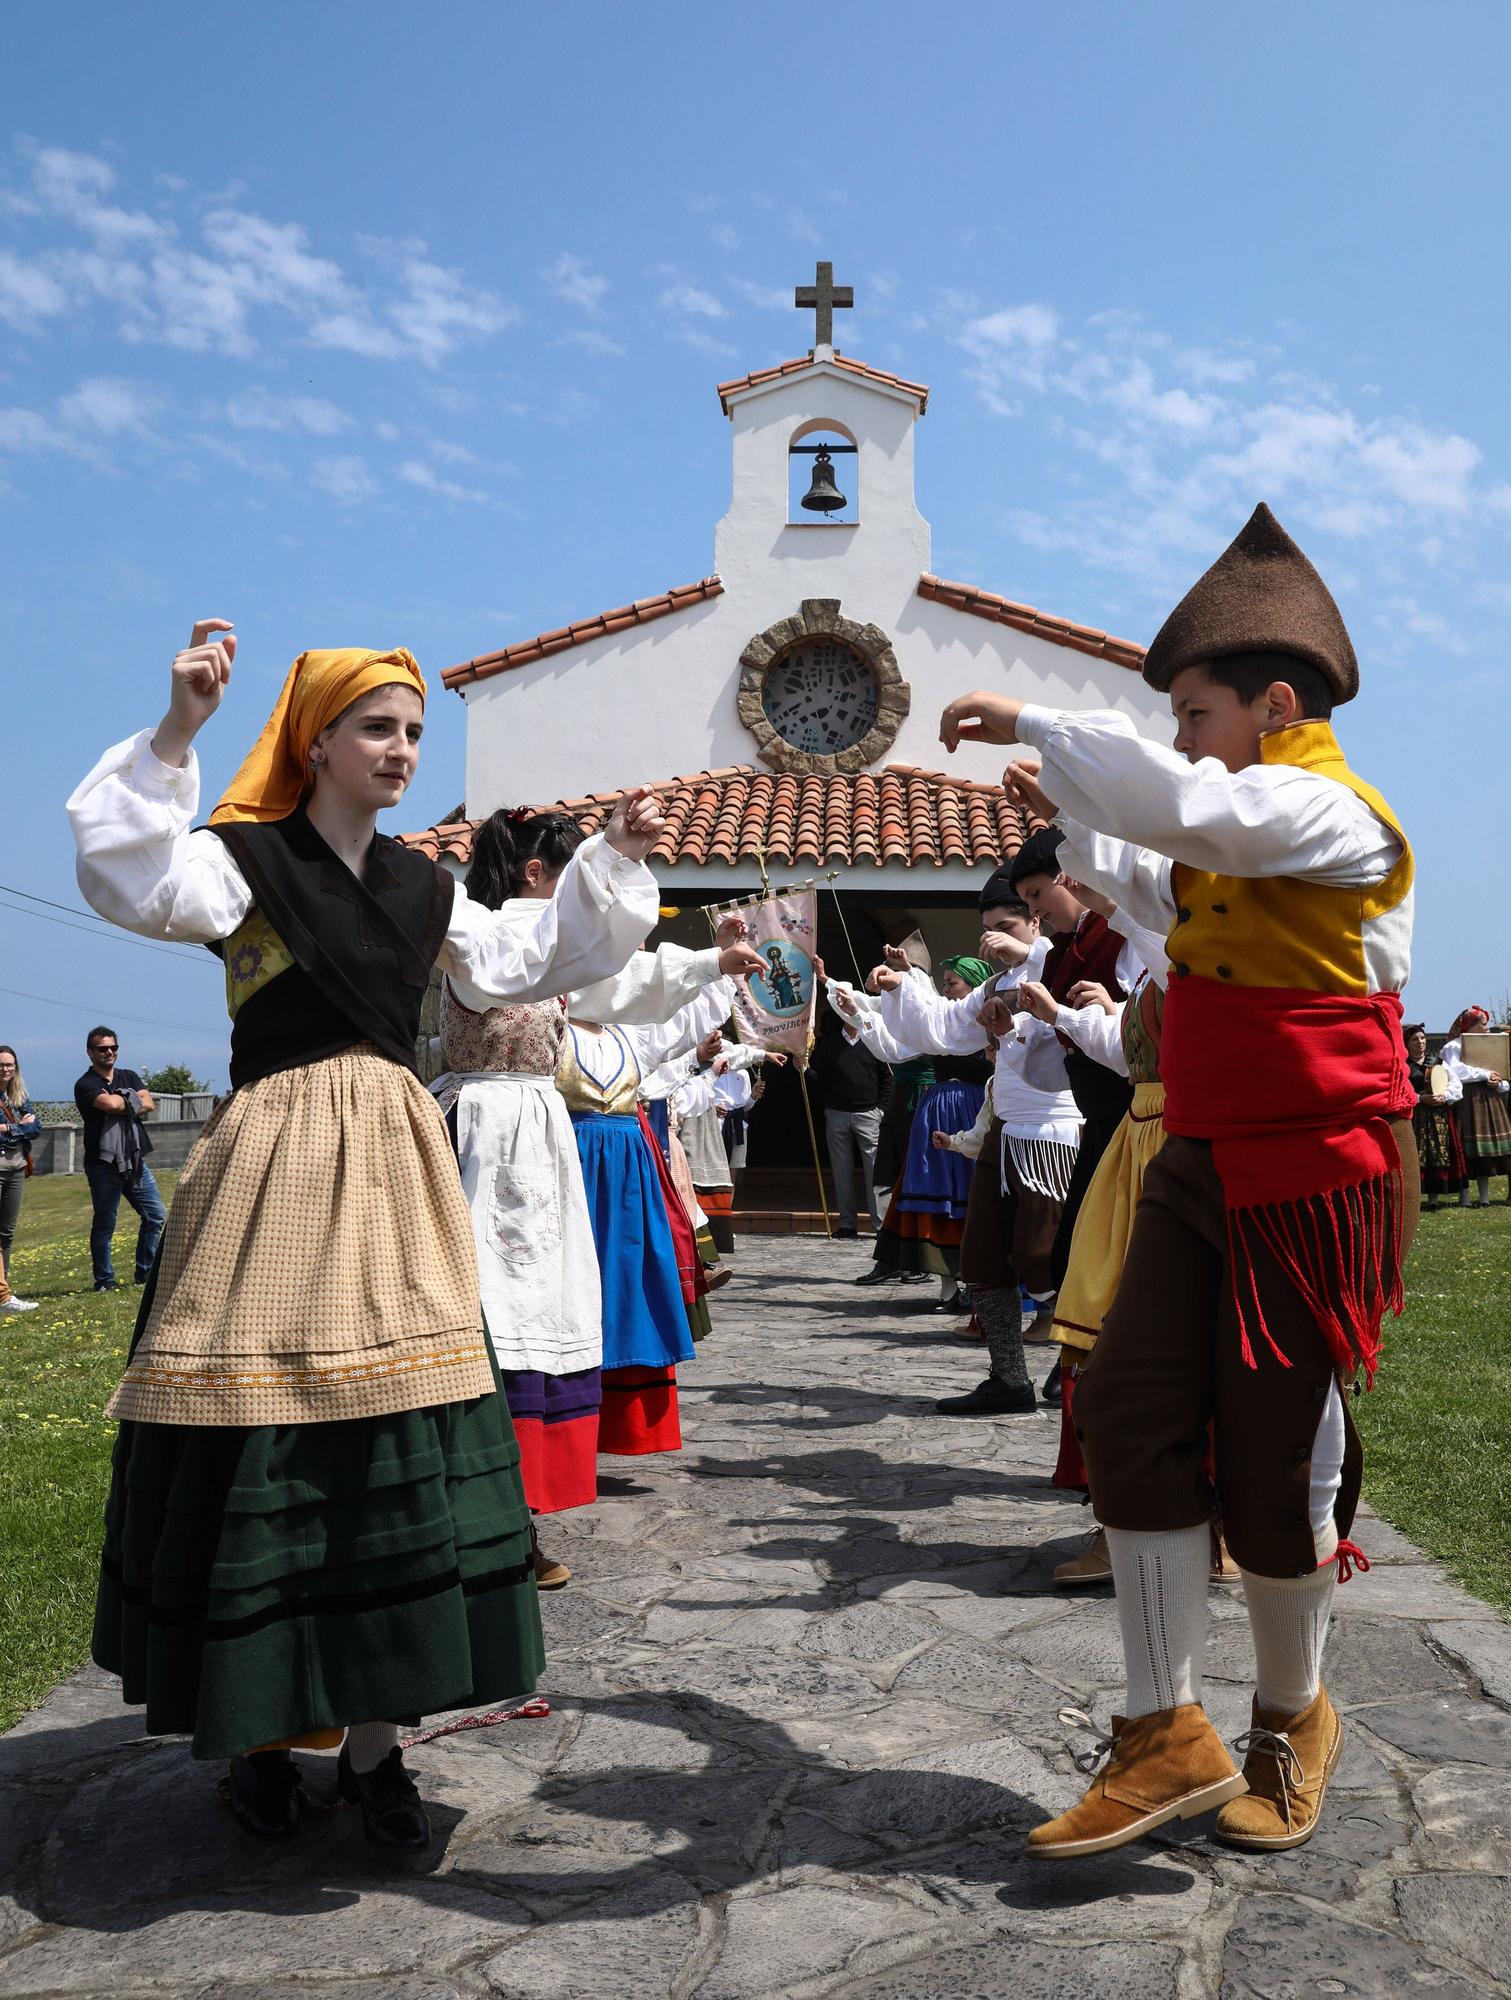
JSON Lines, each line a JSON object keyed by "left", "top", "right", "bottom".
{"left": 852, "top": 1265, "right": 895, "bottom": 1285}
{"left": 228, "top": 1750, "right": 302, "bottom": 1839}
{"left": 1041, "top": 1362, "right": 1062, "bottom": 1406}
{"left": 337, "top": 1743, "right": 431, "bottom": 1851}
{"left": 934, "top": 1377, "right": 1038, "bottom": 1416}
{"left": 834, "top": 1225, "right": 858, "bottom": 1239}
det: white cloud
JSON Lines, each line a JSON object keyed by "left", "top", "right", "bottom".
{"left": 657, "top": 278, "right": 726, "bottom": 320}
{"left": 59, "top": 376, "right": 157, "bottom": 437}
{"left": 710, "top": 223, "right": 740, "bottom": 252}
{"left": 961, "top": 303, "right": 1059, "bottom": 352}
{"left": 730, "top": 277, "right": 790, "bottom": 312}
{"left": 0, "top": 248, "right": 68, "bottom": 325}
{"left": 0, "top": 405, "right": 68, "bottom": 453}
{"left": 1, "top": 147, "right": 517, "bottom": 366}
{"left": 311, "top": 454, "right": 378, "bottom": 504}
{"left": 224, "top": 389, "right": 353, "bottom": 436}
{"left": 398, "top": 459, "right": 487, "bottom": 503}
{"left": 17, "top": 144, "right": 167, "bottom": 248}
{"left": 543, "top": 252, "right": 608, "bottom": 313}
{"left": 557, "top": 327, "right": 626, "bottom": 357}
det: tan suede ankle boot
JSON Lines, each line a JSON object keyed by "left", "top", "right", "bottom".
{"left": 1027, "top": 1703, "right": 1246, "bottom": 1859}
{"left": 1215, "top": 1685, "right": 1342, "bottom": 1850}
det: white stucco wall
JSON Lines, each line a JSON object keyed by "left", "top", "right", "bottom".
{"left": 460, "top": 355, "right": 1172, "bottom": 819}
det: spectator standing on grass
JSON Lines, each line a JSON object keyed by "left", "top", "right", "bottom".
{"left": 0, "top": 1045, "right": 41, "bottom": 1312}
{"left": 72, "top": 1026, "right": 166, "bottom": 1292}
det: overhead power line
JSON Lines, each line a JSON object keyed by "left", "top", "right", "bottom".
{"left": 0, "top": 884, "right": 211, "bottom": 965}
{"left": 0, "top": 981, "right": 219, "bottom": 1037}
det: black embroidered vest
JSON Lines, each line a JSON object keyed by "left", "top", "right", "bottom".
{"left": 212, "top": 809, "right": 454, "bottom": 1089}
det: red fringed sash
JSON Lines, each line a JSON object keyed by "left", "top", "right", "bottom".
{"left": 1163, "top": 977, "right": 1415, "bottom": 1383}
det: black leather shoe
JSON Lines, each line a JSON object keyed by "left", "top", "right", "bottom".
{"left": 93, "top": 1280, "right": 119, "bottom": 1293}
{"left": 337, "top": 1744, "right": 431, "bottom": 1851}
{"left": 934, "top": 1377, "right": 1038, "bottom": 1416}
{"left": 834, "top": 1225, "right": 858, "bottom": 1239}
{"left": 228, "top": 1750, "right": 302, "bottom": 1839}
{"left": 1041, "top": 1361, "right": 1063, "bottom": 1406}
{"left": 852, "top": 1266, "right": 896, "bottom": 1286}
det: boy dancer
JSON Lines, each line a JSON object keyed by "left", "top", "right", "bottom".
{"left": 941, "top": 504, "right": 1416, "bottom": 1856}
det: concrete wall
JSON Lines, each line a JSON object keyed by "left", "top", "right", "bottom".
{"left": 32, "top": 1120, "right": 207, "bottom": 1176}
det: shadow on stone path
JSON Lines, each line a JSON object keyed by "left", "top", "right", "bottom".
{"left": 3, "top": 1237, "right": 1510, "bottom": 1997}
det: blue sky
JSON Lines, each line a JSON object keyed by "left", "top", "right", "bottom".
{"left": 5, "top": 3, "right": 1508, "bottom": 1092}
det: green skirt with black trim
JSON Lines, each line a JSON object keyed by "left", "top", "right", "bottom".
{"left": 91, "top": 1277, "right": 545, "bottom": 1761}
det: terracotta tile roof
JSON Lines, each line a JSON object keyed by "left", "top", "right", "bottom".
{"left": 398, "top": 762, "right": 1031, "bottom": 872}
{"left": 442, "top": 577, "right": 725, "bottom": 692}
{"left": 717, "top": 351, "right": 930, "bottom": 415}
{"left": 918, "top": 573, "right": 1146, "bottom": 673}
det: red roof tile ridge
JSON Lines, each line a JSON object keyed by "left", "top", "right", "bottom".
{"left": 442, "top": 576, "right": 725, "bottom": 692}
{"left": 717, "top": 351, "right": 929, "bottom": 414}
{"left": 917, "top": 573, "right": 1145, "bottom": 673}
{"left": 397, "top": 756, "right": 1031, "bottom": 871}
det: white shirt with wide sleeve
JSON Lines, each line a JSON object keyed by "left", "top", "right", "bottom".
{"left": 1015, "top": 704, "right": 1412, "bottom": 993}
{"left": 68, "top": 728, "right": 660, "bottom": 1008}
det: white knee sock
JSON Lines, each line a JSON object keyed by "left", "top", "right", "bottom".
{"left": 938, "top": 1273, "right": 957, "bottom": 1302}
{"left": 345, "top": 1720, "right": 401, "bottom": 1773}
{"left": 1239, "top": 1563, "right": 1336, "bottom": 1716}
{"left": 1105, "top": 1524, "right": 1211, "bottom": 1718}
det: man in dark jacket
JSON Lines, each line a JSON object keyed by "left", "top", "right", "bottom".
{"left": 73, "top": 1026, "right": 166, "bottom": 1291}
{"left": 810, "top": 1010, "right": 892, "bottom": 1237}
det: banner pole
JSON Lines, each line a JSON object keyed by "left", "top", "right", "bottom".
{"left": 825, "top": 873, "right": 864, "bottom": 984}
{"left": 796, "top": 1057, "right": 833, "bottom": 1239}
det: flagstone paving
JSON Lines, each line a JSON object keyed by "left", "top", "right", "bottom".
{"left": 3, "top": 1237, "right": 1510, "bottom": 1998}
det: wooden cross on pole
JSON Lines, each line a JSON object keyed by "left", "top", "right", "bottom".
{"left": 794, "top": 260, "right": 853, "bottom": 350}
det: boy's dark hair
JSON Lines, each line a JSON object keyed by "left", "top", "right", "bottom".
{"left": 1007, "top": 827, "right": 1065, "bottom": 890}
{"left": 1202, "top": 650, "right": 1335, "bottom": 721}
{"left": 466, "top": 810, "right": 585, "bottom": 911}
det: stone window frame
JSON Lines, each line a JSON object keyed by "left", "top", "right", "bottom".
{"left": 736, "top": 600, "right": 911, "bottom": 775}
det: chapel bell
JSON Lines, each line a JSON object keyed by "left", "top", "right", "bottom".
{"left": 800, "top": 448, "right": 847, "bottom": 514}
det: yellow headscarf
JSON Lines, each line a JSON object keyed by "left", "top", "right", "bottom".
{"left": 209, "top": 647, "right": 427, "bottom": 826}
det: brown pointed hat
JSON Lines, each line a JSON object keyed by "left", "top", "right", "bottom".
{"left": 1142, "top": 502, "right": 1358, "bottom": 703}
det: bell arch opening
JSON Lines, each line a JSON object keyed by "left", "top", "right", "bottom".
{"left": 787, "top": 418, "right": 857, "bottom": 526}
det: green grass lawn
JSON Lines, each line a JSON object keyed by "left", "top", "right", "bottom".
{"left": 0, "top": 1172, "right": 178, "bottom": 1732}
{"left": 1354, "top": 1197, "right": 1511, "bottom": 1615}
{"left": 0, "top": 1176, "right": 1506, "bottom": 1734}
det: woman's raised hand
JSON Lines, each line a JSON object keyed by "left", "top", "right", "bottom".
{"left": 604, "top": 786, "right": 666, "bottom": 861}
{"left": 153, "top": 619, "right": 236, "bottom": 767}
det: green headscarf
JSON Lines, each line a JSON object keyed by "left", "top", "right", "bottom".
{"left": 939, "top": 954, "right": 995, "bottom": 990}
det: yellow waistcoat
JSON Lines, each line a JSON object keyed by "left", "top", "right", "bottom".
{"left": 1166, "top": 722, "right": 1413, "bottom": 996}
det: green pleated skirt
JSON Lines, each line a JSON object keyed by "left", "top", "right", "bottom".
{"left": 92, "top": 1277, "right": 546, "bottom": 1761}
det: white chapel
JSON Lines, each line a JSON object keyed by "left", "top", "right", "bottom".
{"left": 404, "top": 263, "right": 1168, "bottom": 962}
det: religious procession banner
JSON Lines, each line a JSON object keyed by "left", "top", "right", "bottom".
{"left": 714, "top": 889, "right": 819, "bottom": 1067}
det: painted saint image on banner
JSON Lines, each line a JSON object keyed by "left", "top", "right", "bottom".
{"left": 751, "top": 940, "right": 814, "bottom": 1019}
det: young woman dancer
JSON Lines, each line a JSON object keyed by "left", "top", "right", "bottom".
{"left": 1403, "top": 1022, "right": 1464, "bottom": 1211}
{"left": 68, "top": 622, "right": 664, "bottom": 1847}
{"left": 843, "top": 956, "right": 995, "bottom": 1311}
{"left": 562, "top": 962, "right": 750, "bottom": 1456}
{"left": 1441, "top": 1006, "right": 1511, "bottom": 1206}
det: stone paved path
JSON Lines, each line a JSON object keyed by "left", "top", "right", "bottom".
{"left": 4, "top": 1237, "right": 1511, "bottom": 1998}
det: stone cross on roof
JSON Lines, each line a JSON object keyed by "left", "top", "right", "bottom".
{"left": 794, "top": 260, "right": 853, "bottom": 351}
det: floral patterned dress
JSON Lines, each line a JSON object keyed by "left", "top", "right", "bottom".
{"left": 436, "top": 980, "right": 604, "bottom": 1515}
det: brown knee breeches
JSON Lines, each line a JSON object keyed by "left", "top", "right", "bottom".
{"left": 958, "top": 1119, "right": 1064, "bottom": 1295}
{"left": 1074, "top": 1122, "right": 1418, "bottom": 1579}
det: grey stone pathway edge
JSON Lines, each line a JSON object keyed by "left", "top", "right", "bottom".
{"left": 3, "top": 1237, "right": 1510, "bottom": 1998}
